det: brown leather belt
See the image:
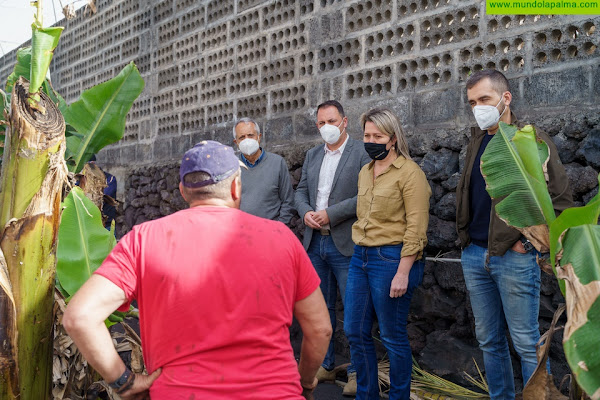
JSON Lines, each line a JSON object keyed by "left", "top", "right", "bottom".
{"left": 319, "top": 229, "right": 330, "bottom": 236}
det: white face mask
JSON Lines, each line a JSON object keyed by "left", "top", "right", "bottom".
{"left": 319, "top": 120, "right": 345, "bottom": 145}
{"left": 238, "top": 138, "right": 260, "bottom": 156}
{"left": 472, "top": 97, "right": 506, "bottom": 131}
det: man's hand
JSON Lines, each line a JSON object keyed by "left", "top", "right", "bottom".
{"left": 312, "top": 210, "right": 330, "bottom": 226}
{"left": 304, "top": 211, "right": 321, "bottom": 229}
{"left": 300, "top": 377, "right": 318, "bottom": 400}
{"left": 390, "top": 271, "right": 409, "bottom": 298}
{"left": 118, "top": 368, "right": 162, "bottom": 400}
{"left": 511, "top": 240, "right": 527, "bottom": 254}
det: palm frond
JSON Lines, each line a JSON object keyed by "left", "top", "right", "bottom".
{"left": 375, "top": 356, "right": 489, "bottom": 400}
{"left": 411, "top": 357, "right": 489, "bottom": 400}
{"left": 462, "top": 358, "right": 489, "bottom": 394}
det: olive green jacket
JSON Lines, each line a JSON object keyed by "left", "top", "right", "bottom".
{"left": 456, "top": 113, "right": 574, "bottom": 257}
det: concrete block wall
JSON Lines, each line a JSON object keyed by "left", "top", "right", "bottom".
{"left": 0, "top": 1, "right": 598, "bottom": 194}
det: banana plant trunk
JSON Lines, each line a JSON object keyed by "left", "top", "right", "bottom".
{"left": 0, "top": 77, "right": 67, "bottom": 399}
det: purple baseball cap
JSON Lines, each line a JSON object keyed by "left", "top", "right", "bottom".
{"left": 180, "top": 140, "right": 241, "bottom": 188}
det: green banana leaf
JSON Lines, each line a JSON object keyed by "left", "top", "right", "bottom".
{"left": 559, "top": 224, "right": 600, "bottom": 398}
{"left": 4, "top": 46, "right": 64, "bottom": 105}
{"left": 549, "top": 176, "right": 600, "bottom": 290}
{"left": 5, "top": 47, "right": 31, "bottom": 94}
{"left": 480, "top": 123, "right": 556, "bottom": 228}
{"left": 56, "top": 186, "right": 116, "bottom": 296}
{"left": 29, "top": 25, "right": 63, "bottom": 97}
{"left": 61, "top": 62, "right": 144, "bottom": 173}
{"left": 63, "top": 123, "right": 84, "bottom": 166}
{"left": 56, "top": 186, "right": 129, "bottom": 327}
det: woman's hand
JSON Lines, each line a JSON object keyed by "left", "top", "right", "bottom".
{"left": 390, "top": 271, "right": 409, "bottom": 297}
{"left": 390, "top": 255, "right": 417, "bottom": 298}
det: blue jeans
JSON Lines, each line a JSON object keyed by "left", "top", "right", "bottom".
{"left": 344, "top": 244, "right": 424, "bottom": 400}
{"left": 307, "top": 232, "right": 354, "bottom": 373}
{"left": 461, "top": 243, "right": 542, "bottom": 400}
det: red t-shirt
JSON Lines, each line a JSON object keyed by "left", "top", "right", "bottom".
{"left": 95, "top": 207, "right": 320, "bottom": 399}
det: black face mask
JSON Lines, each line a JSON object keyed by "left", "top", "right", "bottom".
{"left": 364, "top": 142, "right": 390, "bottom": 160}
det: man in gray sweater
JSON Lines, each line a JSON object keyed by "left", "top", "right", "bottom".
{"left": 233, "top": 117, "right": 295, "bottom": 225}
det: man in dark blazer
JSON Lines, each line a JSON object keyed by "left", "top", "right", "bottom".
{"left": 295, "top": 100, "right": 371, "bottom": 395}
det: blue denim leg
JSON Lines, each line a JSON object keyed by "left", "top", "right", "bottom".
{"left": 461, "top": 244, "right": 541, "bottom": 400}
{"left": 490, "top": 248, "right": 541, "bottom": 386}
{"left": 345, "top": 246, "right": 379, "bottom": 399}
{"left": 345, "top": 244, "right": 424, "bottom": 400}
{"left": 307, "top": 232, "right": 354, "bottom": 372}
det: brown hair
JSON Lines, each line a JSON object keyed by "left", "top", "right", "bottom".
{"left": 466, "top": 69, "right": 510, "bottom": 95}
{"left": 317, "top": 100, "right": 345, "bottom": 117}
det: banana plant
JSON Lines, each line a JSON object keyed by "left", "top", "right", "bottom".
{"left": 0, "top": 7, "right": 66, "bottom": 397}
{"left": 0, "top": 76, "right": 67, "bottom": 399}
{"left": 480, "top": 122, "right": 600, "bottom": 399}
{"left": 0, "top": 2, "right": 144, "bottom": 397}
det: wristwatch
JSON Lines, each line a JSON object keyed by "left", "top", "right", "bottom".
{"left": 109, "top": 368, "right": 133, "bottom": 391}
{"left": 520, "top": 237, "right": 534, "bottom": 252}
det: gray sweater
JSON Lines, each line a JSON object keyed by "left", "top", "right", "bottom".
{"left": 239, "top": 151, "right": 295, "bottom": 225}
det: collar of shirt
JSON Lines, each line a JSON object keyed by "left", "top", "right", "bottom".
{"left": 241, "top": 148, "right": 265, "bottom": 168}
{"left": 323, "top": 134, "right": 349, "bottom": 156}
{"left": 364, "top": 155, "right": 408, "bottom": 180}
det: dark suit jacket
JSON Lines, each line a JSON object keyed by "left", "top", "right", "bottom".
{"left": 295, "top": 138, "right": 371, "bottom": 256}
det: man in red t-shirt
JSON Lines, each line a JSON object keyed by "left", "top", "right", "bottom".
{"left": 64, "top": 140, "right": 332, "bottom": 400}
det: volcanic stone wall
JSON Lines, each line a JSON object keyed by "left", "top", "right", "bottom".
{"left": 1, "top": 0, "right": 599, "bottom": 389}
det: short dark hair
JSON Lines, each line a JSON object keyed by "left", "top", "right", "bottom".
{"left": 466, "top": 69, "right": 510, "bottom": 95}
{"left": 317, "top": 100, "right": 345, "bottom": 118}
{"left": 182, "top": 171, "right": 239, "bottom": 202}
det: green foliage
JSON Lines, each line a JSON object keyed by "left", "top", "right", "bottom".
{"left": 61, "top": 62, "right": 144, "bottom": 173}
{"left": 5, "top": 46, "right": 65, "bottom": 104}
{"left": 56, "top": 187, "right": 116, "bottom": 296}
{"left": 560, "top": 223, "right": 600, "bottom": 396}
{"left": 56, "top": 187, "right": 125, "bottom": 327}
{"left": 5, "top": 47, "right": 32, "bottom": 94}
{"left": 480, "top": 123, "right": 556, "bottom": 228}
{"left": 4, "top": 50, "right": 143, "bottom": 174}
{"left": 481, "top": 123, "right": 600, "bottom": 398}
{"left": 550, "top": 185, "right": 600, "bottom": 281}
{"left": 29, "top": 25, "right": 63, "bottom": 96}
{"left": 3, "top": 43, "right": 145, "bottom": 331}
